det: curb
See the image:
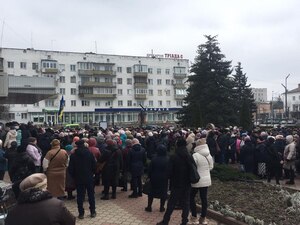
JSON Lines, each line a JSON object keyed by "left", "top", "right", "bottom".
{"left": 196, "top": 204, "right": 247, "bottom": 225}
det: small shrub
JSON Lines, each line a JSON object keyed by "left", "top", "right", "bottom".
{"left": 211, "top": 164, "right": 257, "bottom": 181}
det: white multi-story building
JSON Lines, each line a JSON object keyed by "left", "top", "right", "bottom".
{"left": 286, "top": 83, "right": 300, "bottom": 119}
{"left": 0, "top": 48, "right": 189, "bottom": 126}
{"left": 252, "top": 88, "right": 267, "bottom": 102}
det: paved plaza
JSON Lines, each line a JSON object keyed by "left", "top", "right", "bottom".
{"left": 63, "top": 185, "right": 222, "bottom": 225}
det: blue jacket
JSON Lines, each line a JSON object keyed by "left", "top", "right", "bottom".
{"left": 0, "top": 148, "right": 7, "bottom": 171}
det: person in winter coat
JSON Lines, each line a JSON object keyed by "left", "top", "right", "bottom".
{"left": 157, "top": 137, "right": 192, "bottom": 225}
{"left": 145, "top": 144, "right": 169, "bottom": 213}
{"left": 189, "top": 137, "right": 214, "bottom": 225}
{"left": 128, "top": 138, "right": 146, "bottom": 198}
{"left": 0, "top": 140, "right": 7, "bottom": 180}
{"left": 5, "top": 173, "right": 75, "bottom": 225}
{"left": 121, "top": 139, "right": 132, "bottom": 191}
{"left": 145, "top": 132, "right": 157, "bottom": 159}
{"left": 240, "top": 136, "right": 255, "bottom": 174}
{"left": 4, "top": 126, "right": 17, "bottom": 149}
{"left": 10, "top": 145, "right": 36, "bottom": 198}
{"left": 68, "top": 139, "right": 96, "bottom": 219}
{"left": 283, "top": 135, "right": 296, "bottom": 185}
{"left": 19, "top": 123, "right": 31, "bottom": 149}
{"left": 265, "top": 136, "right": 282, "bottom": 185}
{"left": 4, "top": 141, "right": 18, "bottom": 180}
{"left": 99, "top": 139, "right": 123, "bottom": 200}
{"left": 26, "top": 137, "right": 42, "bottom": 172}
{"left": 43, "top": 139, "right": 68, "bottom": 198}
{"left": 255, "top": 136, "right": 268, "bottom": 177}
{"left": 88, "top": 137, "right": 101, "bottom": 186}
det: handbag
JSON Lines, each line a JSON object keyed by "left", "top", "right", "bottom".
{"left": 188, "top": 156, "right": 200, "bottom": 184}
{"left": 142, "top": 179, "right": 151, "bottom": 195}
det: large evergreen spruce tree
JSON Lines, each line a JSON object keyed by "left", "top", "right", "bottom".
{"left": 178, "top": 35, "right": 236, "bottom": 127}
{"left": 232, "top": 62, "right": 256, "bottom": 130}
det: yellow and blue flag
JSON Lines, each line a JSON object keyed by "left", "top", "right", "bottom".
{"left": 58, "top": 96, "right": 65, "bottom": 120}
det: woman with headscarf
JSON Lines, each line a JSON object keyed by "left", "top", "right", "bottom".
{"left": 43, "top": 139, "right": 68, "bottom": 198}
{"left": 5, "top": 173, "right": 75, "bottom": 225}
{"left": 145, "top": 144, "right": 169, "bottom": 212}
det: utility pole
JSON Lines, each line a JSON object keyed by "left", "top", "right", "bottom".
{"left": 281, "top": 74, "right": 290, "bottom": 119}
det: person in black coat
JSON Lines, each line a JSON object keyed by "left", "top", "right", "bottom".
{"left": 99, "top": 139, "right": 123, "bottom": 200}
{"left": 4, "top": 141, "right": 18, "bottom": 180}
{"left": 10, "top": 145, "right": 36, "bottom": 198}
{"left": 68, "top": 139, "right": 96, "bottom": 219}
{"left": 240, "top": 137, "right": 255, "bottom": 174}
{"left": 145, "top": 132, "right": 157, "bottom": 159}
{"left": 128, "top": 138, "right": 146, "bottom": 198}
{"left": 157, "top": 137, "right": 192, "bottom": 225}
{"left": 266, "top": 137, "right": 282, "bottom": 184}
{"left": 145, "top": 144, "right": 169, "bottom": 212}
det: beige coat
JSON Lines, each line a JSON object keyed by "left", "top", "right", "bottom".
{"left": 43, "top": 147, "right": 68, "bottom": 197}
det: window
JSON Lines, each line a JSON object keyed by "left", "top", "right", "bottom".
{"left": 293, "top": 96, "right": 296, "bottom": 101}
{"left": 105, "top": 101, "right": 112, "bottom": 106}
{"left": 127, "top": 89, "right": 132, "bottom": 95}
{"left": 148, "top": 89, "right": 153, "bottom": 96}
{"left": 59, "top": 76, "right": 65, "bottom": 83}
{"left": 33, "top": 102, "right": 39, "bottom": 107}
{"left": 158, "top": 100, "right": 163, "bottom": 106}
{"left": 148, "top": 79, "right": 153, "bottom": 85}
{"left": 127, "top": 78, "right": 132, "bottom": 85}
{"left": 60, "top": 88, "right": 65, "bottom": 95}
{"left": 8, "top": 61, "right": 14, "bottom": 68}
{"left": 42, "top": 61, "right": 57, "bottom": 69}
{"left": 137, "top": 100, "right": 144, "bottom": 106}
{"left": 59, "top": 64, "right": 65, "bottom": 71}
{"left": 176, "top": 100, "right": 183, "bottom": 106}
{"left": 117, "top": 78, "right": 122, "bottom": 84}
{"left": 9, "top": 113, "right": 15, "bottom": 120}
{"left": 117, "top": 67, "right": 122, "bottom": 73}
{"left": 32, "top": 63, "right": 39, "bottom": 70}
{"left": 165, "top": 69, "right": 170, "bottom": 74}
{"left": 126, "top": 67, "right": 132, "bottom": 73}
{"left": 166, "top": 79, "right": 171, "bottom": 85}
{"left": 127, "top": 100, "right": 132, "bottom": 106}
{"left": 133, "top": 64, "right": 147, "bottom": 72}
{"left": 70, "top": 76, "right": 76, "bottom": 83}
{"left": 71, "top": 100, "right": 76, "bottom": 107}
{"left": 21, "top": 104, "right": 27, "bottom": 107}
{"left": 158, "top": 90, "right": 162, "bottom": 96}
{"left": 71, "top": 88, "right": 76, "bottom": 95}
{"left": 157, "top": 68, "right": 161, "bottom": 74}
{"left": 45, "top": 100, "right": 54, "bottom": 107}
{"left": 81, "top": 100, "right": 90, "bottom": 106}
{"left": 167, "top": 100, "right": 171, "bottom": 107}
{"left": 95, "top": 101, "right": 101, "bottom": 106}
{"left": 117, "top": 89, "right": 123, "bottom": 95}
{"left": 157, "top": 79, "right": 162, "bottom": 85}
{"left": 21, "top": 113, "right": 27, "bottom": 120}
{"left": 70, "top": 64, "right": 76, "bottom": 71}
{"left": 166, "top": 90, "right": 171, "bottom": 96}
{"left": 149, "top": 100, "right": 153, "bottom": 107}
{"left": 118, "top": 100, "right": 123, "bottom": 106}
{"left": 174, "top": 67, "right": 186, "bottom": 74}
{"left": 20, "top": 62, "right": 26, "bottom": 69}
{"left": 148, "top": 68, "right": 153, "bottom": 74}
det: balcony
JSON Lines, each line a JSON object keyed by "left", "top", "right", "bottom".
{"left": 79, "top": 93, "right": 116, "bottom": 99}
{"left": 80, "top": 81, "right": 116, "bottom": 88}
{"left": 173, "top": 83, "right": 186, "bottom": 89}
{"left": 173, "top": 73, "right": 187, "bottom": 79}
{"left": 175, "top": 94, "right": 186, "bottom": 100}
{"left": 133, "top": 72, "right": 148, "bottom": 78}
{"left": 134, "top": 82, "right": 148, "bottom": 88}
{"left": 42, "top": 68, "right": 59, "bottom": 74}
{"left": 78, "top": 69, "right": 116, "bottom": 76}
{"left": 134, "top": 94, "right": 147, "bottom": 99}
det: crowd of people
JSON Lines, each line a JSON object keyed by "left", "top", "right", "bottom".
{"left": 0, "top": 121, "right": 299, "bottom": 225}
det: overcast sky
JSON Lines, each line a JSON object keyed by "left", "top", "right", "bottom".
{"left": 1, "top": 0, "right": 299, "bottom": 100}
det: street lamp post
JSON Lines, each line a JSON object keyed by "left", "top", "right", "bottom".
{"left": 281, "top": 74, "right": 290, "bottom": 119}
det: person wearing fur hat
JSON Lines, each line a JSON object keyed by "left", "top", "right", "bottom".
{"left": 283, "top": 135, "right": 296, "bottom": 185}
{"left": 128, "top": 138, "right": 146, "bottom": 198}
{"left": 5, "top": 173, "right": 75, "bottom": 225}
{"left": 68, "top": 139, "right": 96, "bottom": 219}
{"left": 189, "top": 137, "right": 214, "bottom": 225}
{"left": 43, "top": 139, "right": 68, "bottom": 198}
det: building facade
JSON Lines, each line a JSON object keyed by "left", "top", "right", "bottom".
{"left": 286, "top": 83, "right": 300, "bottom": 119}
{"left": 0, "top": 48, "right": 189, "bottom": 126}
{"left": 252, "top": 88, "right": 267, "bottom": 103}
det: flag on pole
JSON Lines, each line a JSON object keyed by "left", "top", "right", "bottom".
{"left": 58, "top": 96, "right": 65, "bottom": 120}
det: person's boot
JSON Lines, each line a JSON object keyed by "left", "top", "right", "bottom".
{"left": 128, "top": 192, "right": 138, "bottom": 198}
{"left": 111, "top": 193, "right": 116, "bottom": 199}
{"left": 157, "top": 221, "right": 168, "bottom": 225}
{"left": 67, "top": 191, "right": 75, "bottom": 200}
{"left": 199, "top": 217, "right": 208, "bottom": 225}
{"left": 101, "top": 194, "right": 109, "bottom": 200}
{"left": 145, "top": 206, "right": 152, "bottom": 212}
{"left": 188, "top": 215, "right": 199, "bottom": 224}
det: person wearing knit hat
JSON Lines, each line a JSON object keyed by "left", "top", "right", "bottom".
{"left": 6, "top": 173, "right": 76, "bottom": 225}
{"left": 43, "top": 139, "right": 68, "bottom": 199}
{"left": 283, "top": 135, "right": 296, "bottom": 185}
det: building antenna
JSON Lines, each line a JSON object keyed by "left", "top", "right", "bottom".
{"left": 0, "top": 19, "right": 5, "bottom": 48}
{"left": 95, "top": 41, "right": 97, "bottom": 53}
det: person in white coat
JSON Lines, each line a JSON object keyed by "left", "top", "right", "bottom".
{"left": 188, "top": 136, "right": 214, "bottom": 225}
